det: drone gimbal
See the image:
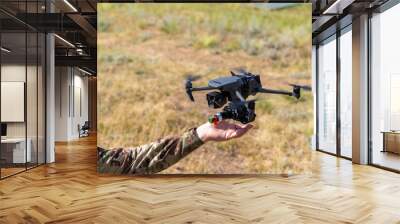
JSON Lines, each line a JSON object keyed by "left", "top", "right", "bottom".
{"left": 185, "top": 69, "right": 307, "bottom": 124}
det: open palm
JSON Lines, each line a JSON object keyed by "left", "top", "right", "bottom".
{"left": 196, "top": 121, "right": 253, "bottom": 142}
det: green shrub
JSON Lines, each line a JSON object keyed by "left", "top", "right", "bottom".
{"left": 195, "top": 35, "right": 219, "bottom": 49}
{"left": 247, "top": 15, "right": 264, "bottom": 36}
{"left": 99, "top": 20, "right": 111, "bottom": 32}
{"left": 161, "top": 17, "right": 180, "bottom": 34}
{"left": 139, "top": 32, "right": 152, "bottom": 42}
{"left": 224, "top": 39, "right": 241, "bottom": 52}
{"left": 241, "top": 38, "right": 265, "bottom": 56}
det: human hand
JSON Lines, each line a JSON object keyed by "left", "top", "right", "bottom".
{"left": 196, "top": 121, "right": 253, "bottom": 143}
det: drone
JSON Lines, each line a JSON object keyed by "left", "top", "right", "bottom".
{"left": 185, "top": 69, "right": 311, "bottom": 125}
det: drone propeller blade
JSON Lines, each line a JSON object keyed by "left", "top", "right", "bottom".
{"left": 185, "top": 73, "right": 201, "bottom": 82}
{"left": 185, "top": 79, "right": 195, "bottom": 101}
{"left": 185, "top": 76, "right": 218, "bottom": 102}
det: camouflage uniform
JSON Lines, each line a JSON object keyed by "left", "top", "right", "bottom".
{"left": 97, "top": 128, "right": 204, "bottom": 174}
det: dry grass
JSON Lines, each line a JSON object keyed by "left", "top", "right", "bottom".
{"left": 98, "top": 3, "right": 313, "bottom": 174}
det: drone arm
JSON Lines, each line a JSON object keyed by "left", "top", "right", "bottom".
{"left": 257, "top": 88, "right": 293, "bottom": 97}
{"left": 191, "top": 86, "right": 217, "bottom": 91}
{"left": 186, "top": 83, "right": 218, "bottom": 102}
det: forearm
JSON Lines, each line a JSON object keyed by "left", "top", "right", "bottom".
{"left": 97, "top": 128, "right": 204, "bottom": 174}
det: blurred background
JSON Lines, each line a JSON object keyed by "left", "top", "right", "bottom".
{"left": 97, "top": 3, "right": 312, "bottom": 174}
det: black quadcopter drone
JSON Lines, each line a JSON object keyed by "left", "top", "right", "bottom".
{"left": 185, "top": 69, "right": 310, "bottom": 125}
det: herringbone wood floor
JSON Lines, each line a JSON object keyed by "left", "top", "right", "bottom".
{"left": 1, "top": 135, "right": 400, "bottom": 223}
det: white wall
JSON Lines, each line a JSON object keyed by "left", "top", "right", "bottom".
{"left": 1, "top": 65, "right": 26, "bottom": 140}
{"left": 55, "top": 67, "right": 69, "bottom": 141}
{"left": 1, "top": 65, "right": 34, "bottom": 138}
{"left": 72, "top": 72, "right": 89, "bottom": 138}
{"left": 1, "top": 66, "right": 24, "bottom": 133}
{"left": 55, "top": 67, "right": 89, "bottom": 141}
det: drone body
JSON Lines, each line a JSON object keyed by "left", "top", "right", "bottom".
{"left": 185, "top": 70, "right": 308, "bottom": 124}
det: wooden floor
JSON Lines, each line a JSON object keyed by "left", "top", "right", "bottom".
{"left": 1, "top": 167, "right": 26, "bottom": 178}
{"left": 372, "top": 150, "right": 400, "bottom": 171}
{"left": 1, "top": 135, "right": 400, "bottom": 223}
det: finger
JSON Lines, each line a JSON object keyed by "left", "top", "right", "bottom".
{"left": 240, "top": 124, "right": 253, "bottom": 130}
{"left": 232, "top": 128, "right": 248, "bottom": 138}
{"left": 233, "top": 123, "right": 245, "bottom": 129}
{"left": 235, "top": 123, "right": 253, "bottom": 131}
{"left": 232, "top": 124, "right": 253, "bottom": 138}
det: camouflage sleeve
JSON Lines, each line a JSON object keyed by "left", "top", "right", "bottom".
{"left": 97, "top": 128, "right": 204, "bottom": 175}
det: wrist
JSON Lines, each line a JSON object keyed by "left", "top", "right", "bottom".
{"left": 196, "top": 123, "right": 210, "bottom": 143}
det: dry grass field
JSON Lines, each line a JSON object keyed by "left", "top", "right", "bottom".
{"left": 98, "top": 3, "right": 312, "bottom": 174}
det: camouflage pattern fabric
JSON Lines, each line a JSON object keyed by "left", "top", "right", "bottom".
{"left": 97, "top": 128, "right": 204, "bottom": 174}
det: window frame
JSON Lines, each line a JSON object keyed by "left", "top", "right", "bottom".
{"left": 315, "top": 22, "right": 352, "bottom": 160}
{"left": 367, "top": 1, "right": 400, "bottom": 173}
{"left": 0, "top": 0, "right": 48, "bottom": 180}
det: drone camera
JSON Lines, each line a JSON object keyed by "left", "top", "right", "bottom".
{"left": 222, "top": 101, "right": 256, "bottom": 124}
{"left": 206, "top": 91, "right": 227, "bottom": 109}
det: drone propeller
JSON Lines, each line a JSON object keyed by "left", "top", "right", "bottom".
{"left": 185, "top": 74, "right": 217, "bottom": 102}
{"left": 185, "top": 73, "right": 201, "bottom": 82}
{"left": 185, "top": 78, "right": 195, "bottom": 101}
{"left": 184, "top": 74, "right": 201, "bottom": 101}
{"left": 292, "top": 86, "right": 301, "bottom": 99}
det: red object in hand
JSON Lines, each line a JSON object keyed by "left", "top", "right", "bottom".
{"left": 208, "top": 115, "right": 219, "bottom": 126}
{"left": 213, "top": 116, "right": 219, "bottom": 126}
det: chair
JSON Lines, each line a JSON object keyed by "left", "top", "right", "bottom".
{"left": 79, "top": 121, "right": 90, "bottom": 138}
